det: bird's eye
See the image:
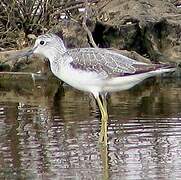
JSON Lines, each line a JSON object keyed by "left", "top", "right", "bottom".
{"left": 40, "top": 40, "right": 45, "bottom": 45}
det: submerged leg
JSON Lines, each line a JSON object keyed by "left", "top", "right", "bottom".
{"left": 99, "top": 141, "right": 109, "bottom": 180}
{"left": 95, "top": 94, "right": 108, "bottom": 145}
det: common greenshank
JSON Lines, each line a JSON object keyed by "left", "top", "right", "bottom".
{"left": 25, "top": 33, "right": 176, "bottom": 144}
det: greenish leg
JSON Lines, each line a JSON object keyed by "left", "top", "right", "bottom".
{"left": 97, "top": 96, "right": 105, "bottom": 143}
{"left": 96, "top": 95, "right": 108, "bottom": 145}
{"left": 99, "top": 120, "right": 105, "bottom": 143}
{"left": 101, "top": 94, "right": 108, "bottom": 144}
{"left": 101, "top": 94, "right": 108, "bottom": 115}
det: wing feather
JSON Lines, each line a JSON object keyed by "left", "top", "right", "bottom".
{"left": 67, "top": 48, "right": 151, "bottom": 78}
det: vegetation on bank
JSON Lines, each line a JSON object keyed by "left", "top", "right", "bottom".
{"left": 0, "top": 0, "right": 99, "bottom": 50}
{"left": 0, "top": 0, "right": 180, "bottom": 73}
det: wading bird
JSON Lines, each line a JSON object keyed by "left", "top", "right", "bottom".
{"left": 25, "top": 33, "right": 176, "bottom": 145}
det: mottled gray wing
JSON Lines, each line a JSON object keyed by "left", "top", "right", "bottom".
{"left": 67, "top": 48, "right": 149, "bottom": 78}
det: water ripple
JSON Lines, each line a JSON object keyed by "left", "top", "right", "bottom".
{"left": 0, "top": 78, "right": 181, "bottom": 179}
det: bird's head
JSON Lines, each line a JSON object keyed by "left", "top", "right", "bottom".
{"left": 27, "top": 33, "right": 67, "bottom": 59}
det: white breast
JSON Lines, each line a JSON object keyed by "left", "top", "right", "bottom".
{"left": 50, "top": 61, "right": 104, "bottom": 93}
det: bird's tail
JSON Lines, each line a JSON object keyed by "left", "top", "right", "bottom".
{"left": 153, "top": 63, "right": 177, "bottom": 74}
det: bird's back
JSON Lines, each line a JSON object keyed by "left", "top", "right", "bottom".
{"left": 67, "top": 48, "right": 176, "bottom": 79}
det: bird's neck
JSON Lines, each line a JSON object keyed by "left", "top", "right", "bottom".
{"left": 45, "top": 47, "right": 66, "bottom": 60}
{"left": 49, "top": 51, "right": 72, "bottom": 77}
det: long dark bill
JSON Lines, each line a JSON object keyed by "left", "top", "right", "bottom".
{"left": 2, "top": 47, "right": 37, "bottom": 64}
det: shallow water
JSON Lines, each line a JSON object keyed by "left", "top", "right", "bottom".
{"left": 0, "top": 77, "right": 181, "bottom": 180}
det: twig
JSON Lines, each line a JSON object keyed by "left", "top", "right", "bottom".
{"left": 0, "top": 71, "right": 38, "bottom": 75}
{"left": 0, "top": 71, "right": 44, "bottom": 83}
{"left": 97, "top": 0, "right": 112, "bottom": 11}
{"left": 51, "top": 0, "right": 99, "bottom": 19}
{"left": 82, "top": 0, "right": 98, "bottom": 48}
{"left": 52, "top": 4, "right": 83, "bottom": 17}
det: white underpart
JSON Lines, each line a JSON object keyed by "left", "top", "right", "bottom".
{"left": 50, "top": 59, "right": 105, "bottom": 94}
{"left": 50, "top": 56, "right": 175, "bottom": 96}
{"left": 103, "top": 67, "right": 175, "bottom": 92}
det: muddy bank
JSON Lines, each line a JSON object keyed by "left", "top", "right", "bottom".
{"left": 56, "top": 0, "right": 181, "bottom": 63}
{"left": 93, "top": 0, "right": 181, "bottom": 63}
{"left": 0, "top": 0, "right": 180, "bottom": 74}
